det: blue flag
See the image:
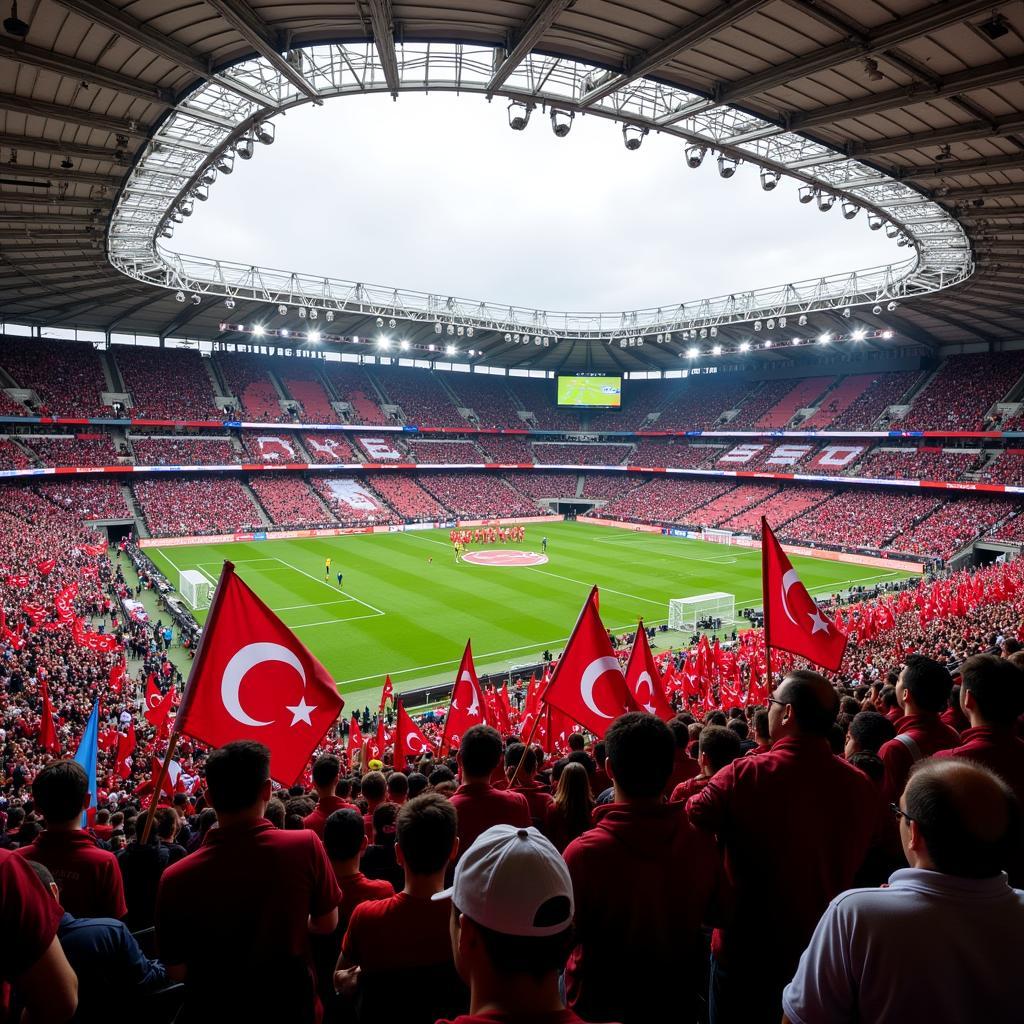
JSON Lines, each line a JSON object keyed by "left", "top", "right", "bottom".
{"left": 73, "top": 700, "right": 100, "bottom": 827}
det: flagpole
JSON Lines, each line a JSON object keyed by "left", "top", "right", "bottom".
{"left": 761, "top": 518, "right": 775, "bottom": 700}
{"left": 509, "top": 702, "right": 545, "bottom": 788}
{"left": 141, "top": 560, "right": 234, "bottom": 844}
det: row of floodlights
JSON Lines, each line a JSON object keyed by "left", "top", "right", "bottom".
{"left": 507, "top": 101, "right": 912, "bottom": 242}
{"left": 219, "top": 322, "right": 480, "bottom": 358}
{"left": 679, "top": 327, "right": 895, "bottom": 359}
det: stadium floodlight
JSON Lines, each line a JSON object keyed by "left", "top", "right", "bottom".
{"left": 819, "top": 332, "right": 830, "bottom": 343}
{"left": 842, "top": 307, "right": 851, "bottom": 317}
{"left": 280, "top": 328, "right": 289, "bottom": 337}
{"left": 224, "top": 298, "right": 235, "bottom": 309}
{"left": 842, "top": 200, "right": 859, "bottom": 219}
{"left": 428, "top": 344, "right": 436, "bottom": 352}
{"left": 656, "top": 334, "right": 664, "bottom": 344}
{"left": 434, "top": 322, "right": 442, "bottom": 334}
{"left": 179, "top": 200, "right": 193, "bottom": 217}
{"left": 159, "top": 226, "right": 174, "bottom": 238}
{"left": 534, "top": 336, "right": 542, "bottom": 345}
{"left": 872, "top": 304, "right": 883, "bottom": 315}
{"left": 852, "top": 329, "right": 866, "bottom": 340}
{"left": 507, "top": 101, "right": 533, "bottom": 131}
{"left": 215, "top": 151, "right": 234, "bottom": 175}
{"left": 171, "top": 211, "right": 184, "bottom": 224}
{"left": 622, "top": 124, "right": 648, "bottom": 151}
{"left": 817, "top": 192, "right": 835, "bottom": 212}
{"left": 896, "top": 233, "right": 910, "bottom": 247}
{"left": 376, "top": 317, "right": 384, "bottom": 328}
{"left": 446, "top": 344, "right": 456, "bottom": 355}
{"left": 882, "top": 330, "right": 894, "bottom": 338}
{"left": 753, "top": 320, "right": 762, "bottom": 331}
{"left": 700, "top": 328, "right": 708, "bottom": 339}
{"left": 504, "top": 333, "right": 512, "bottom": 343}
{"left": 792, "top": 337, "right": 801, "bottom": 346}
{"left": 325, "top": 311, "right": 334, "bottom": 322}
{"left": 194, "top": 185, "right": 209, "bottom": 202}
{"left": 867, "top": 212, "right": 883, "bottom": 230}
{"left": 885, "top": 222, "right": 899, "bottom": 238}
{"left": 887, "top": 301, "right": 898, "bottom": 311}
{"left": 388, "top": 318, "right": 397, "bottom": 329}
{"left": 447, "top": 324, "right": 455, "bottom": 336}
{"left": 377, "top": 335, "right": 390, "bottom": 350}
{"left": 685, "top": 145, "right": 706, "bottom": 168}
{"left": 763, "top": 338, "right": 772, "bottom": 348}
{"left": 778, "top": 316, "right": 787, "bottom": 328}
{"left": 466, "top": 326, "right": 474, "bottom": 338}
{"left": 739, "top": 340, "right": 750, "bottom": 352}
{"left": 798, "top": 185, "right": 815, "bottom": 204}
{"left": 309, "top": 330, "right": 320, "bottom": 342}
{"left": 236, "top": 136, "right": 255, "bottom": 160}
{"left": 798, "top": 314, "right": 808, "bottom": 326}
{"left": 550, "top": 108, "right": 574, "bottom": 137}
{"left": 400, "top": 339, "right": 409, "bottom": 351}
{"left": 710, "top": 326, "right": 718, "bottom": 337}
{"left": 298, "top": 307, "right": 307, "bottom": 319}
{"left": 201, "top": 166, "right": 218, "bottom": 186}
{"left": 253, "top": 324, "right": 264, "bottom": 335}
{"left": 687, "top": 346, "right": 699, "bottom": 358}
{"left": 712, "top": 344, "right": 722, "bottom": 355}
{"left": 309, "top": 308, "right": 318, "bottom": 320}
{"left": 512, "top": 333, "right": 520, "bottom": 343}
{"left": 174, "top": 290, "right": 185, "bottom": 303}
{"left": 760, "top": 168, "right": 780, "bottom": 191}
{"left": 717, "top": 154, "right": 738, "bottom": 178}
{"left": 457, "top": 326, "right": 465, "bottom": 337}
{"left": 255, "top": 122, "right": 275, "bottom": 146}
{"left": 190, "top": 294, "right": 201, "bottom": 305}
{"left": 278, "top": 304, "right": 288, "bottom": 315}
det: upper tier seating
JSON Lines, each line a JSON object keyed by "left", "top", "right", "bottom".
{"left": 728, "top": 381, "right": 801, "bottom": 429}
{"left": 897, "top": 496, "right": 1012, "bottom": 560}
{"left": 131, "top": 436, "right": 238, "bottom": 466}
{"left": 28, "top": 435, "right": 121, "bottom": 467}
{"left": 649, "top": 377, "right": 755, "bottom": 431}
{"left": 980, "top": 450, "right": 1024, "bottom": 486}
{"left": 215, "top": 354, "right": 285, "bottom": 422}
{"left": 630, "top": 440, "right": 722, "bottom": 469}
{"left": 375, "top": 367, "right": 465, "bottom": 428}
{"left": 506, "top": 378, "right": 579, "bottom": 430}
{"left": 301, "top": 433, "right": 358, "bottom": 464}
{"left": 476, "top": 435, "right": 533, "bottom": 463}
{"left": 754, "top": 377, "right": 831, "bottom": 429}
{"left": 114, "top": 346, "right": 221, "bottom": 420}
{"left": 132, "top": 478, "right": 262, "bottom": 536}
{"left": 280, "top": 363, "right": 336, "bottom": 423}
{"left": 320, "top": 363, "right": 389, "bottom": 425}
{"left": 418, "top": 472, "right": 538, "bottom": 518}
{"left": 0, "top": 338, "right": 108, "bottom": 417}
{"left": 799, "top": 375, "right": 878, "bottom": 430}
{"left": 0, "top": 439, "right": 31, "bottom": 469}
{"left": 533, "top": 443, "right": 632, "bottom": 465}
{"left": 830, "top": 369, "right": 924, "bottom": 430}
{"left": 248, "top": 476, "right": 336, "bottom": 526}
{"left": 447, "top": 373, "right": 524, "bottom": 429}
{"left": 407, "top": 440, "right": 485, "bottom": 463}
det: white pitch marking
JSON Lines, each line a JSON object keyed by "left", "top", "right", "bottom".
{"left": 290, "top": 611, "right": 383, "bottom": 629}
{"left": 524, "top": 566, "right": 665, "bottom": 607}
{"left": 270, "top": 556, "right": 385, "bottom": 617}
{"left": 275, "top": 598, "right": 357, "bottom": 612}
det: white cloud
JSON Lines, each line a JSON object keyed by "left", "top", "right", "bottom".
{"left": 174, "top": 93, "right": 897, "bottom": 313}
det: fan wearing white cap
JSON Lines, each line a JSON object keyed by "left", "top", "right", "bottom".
{"left": 433, "top": 824, "right": 599, "bottom": 1024}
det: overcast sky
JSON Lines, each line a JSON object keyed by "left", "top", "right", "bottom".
{"left": 174, "top": 93, "right": 897, "bottom": 313}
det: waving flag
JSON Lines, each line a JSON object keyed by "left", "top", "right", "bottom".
{"left": 440, "top": 640, "right": 489, "bottom": 753}
{"left": 542, "top": 587, "right": 637, "bottom": 738}
{"left": 762, "top": 518, "right": 847, "bottom": 672}
{"left": 173, "top": 562, "right": 344, "bottom": 785}
{"left": 623, "top": 622, "right": 675, "bottom": 721}
{"left": 145, "top": 685, "right": 176, "bottom": 739}
{"left": 346, "top": 713, "right": 364, "bottom": 764}
{"left": 394, "top": 701, "right": 433, "bottom": 765}
{"left": 73, "top": 700, "right": 100, "bottom": 827}
{"left": 114, "top": 723, "right": 136, "bottom": 779}
{"left": 379, "top": 674, "right": 394, "bottom": 713}
{"left": 38, "top": 679, "right": 61, "bottom": 754}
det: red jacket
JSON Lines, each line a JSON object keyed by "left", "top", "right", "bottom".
{"left": 686, "top": 736, "right": 877, "bottom": 983}
{"left": 564, "top": 802, "right": 720, "bottom": 1024}
{"left": 450, "top": 783, "right": 530, "bottom": 856}
{"left": 879, "top": 714, "right": 961, "bottom": 801}
{"left": 933, "top": 726, "right": 1024, "bottom": 805}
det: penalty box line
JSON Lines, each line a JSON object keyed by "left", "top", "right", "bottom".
{"left": 269, "top": 556, "right": 385, "bottom": 617}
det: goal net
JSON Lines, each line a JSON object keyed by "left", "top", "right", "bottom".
{"left": 179, "top": 569, "right": 212, "bottom": 611}
{"left": 669, "top": 592, "right": 736, "bottom": 631}
{"left": 701, "top": 528, "right": 734, "bottom": 545}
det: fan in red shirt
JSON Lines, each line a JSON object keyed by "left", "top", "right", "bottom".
{"left": 669, "top": 725, "right": 741, "bottom": 804}
{"left": 360, "top": 770, "right": 388, "bottom": 842}
{"left": 878, "top": 655, "right": 962, "bottom": 802}
{"left": 0, "top": 847, "right": 78, "bottom": 1024}
{"left": 664, "top": 718, "right": 700, "bottom": 796}
{"left": 687, "top": 671, "right": 879, "bottom": 1024}
{"left": 451, "top": 726, "right": 530, "bottom": 857}
{"left": 436, "top": 823, "right": 590, "bottom": 1024}
{"left": 335, "top": 793, "right": 467, "bottom": 1024}
{"left": 156, "top": 742, "right": 341, "bottom": 1024}
{"left": 14, "top": 760, "right": 127, "bottom": 920}
{"left": 302, "top": 754, "right": 356, "bottom": 838}
{"left": 504, "top": 742, "right": 554, "bottom": 830}
{"left": 564, "top": 713, "right": 722, "bottom": 1024}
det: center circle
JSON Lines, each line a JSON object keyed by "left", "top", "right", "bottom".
{"left": 461, "top": 550, "right": 549, "bottom": 567}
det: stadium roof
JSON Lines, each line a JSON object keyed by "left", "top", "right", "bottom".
{"left": 0, "top": 0, "right": 1022, "bottom": 372}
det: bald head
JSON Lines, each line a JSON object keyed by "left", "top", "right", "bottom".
{"left": 772, "top": 670, "right": 839, "bottom": 739}
{"left": 904, "top": 759, "right": 1021, "bottom": 879}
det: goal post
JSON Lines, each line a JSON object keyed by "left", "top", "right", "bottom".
{"left": 701, "top": 528, "right": 734, "bottom": 545}
{"left": 668, "top": 592, "right": 736, "bottom": 631}
{"left": 179, "top": 569, "right": 212, "bottom": 611}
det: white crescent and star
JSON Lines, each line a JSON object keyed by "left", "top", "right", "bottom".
{"left": 406, "top": 731, "right": 424, "bottom": 752}
{"left": 220, "top": 642, "right": 316, "bottom": 728}
{"left": 452, "top": 669, "right": 481, "bottom": 717}
{"left": 780, "top": 569, "right": 801, "bottom": 627}
{"left": 633, "top": 670, "right": 657, "bottom": 714}
{"left": 580, "top": 656, "right": 623, "bottom": 719}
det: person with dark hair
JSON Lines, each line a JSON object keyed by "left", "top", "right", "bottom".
{"left": 671, "top": 725, "right": 742, "bottom": 802}
{"left": 156, "top": 741, "right": 341, "bottom": 1023}
{"left": 848, "top": 751, "right": 885, "bottom": 786}
{"left": 436, "top": 824, "right": 579, "bottom": 1024}
{"left": 359, "top": 771, "right": 388, "bottom": 843}
{"left": 879, "top": 684, "right": 902, "bottom": 724}
{"left": 360, "top": 801, "right": 404, "bottom": 891}
{"left": 15, "top": 759, "right": 127, "bottom": 920}
{"left": 746, "top": 709, "right": 772, "bottom": 756}
{"left": 387, "top": 771, "right": 410, "bottom": 805}
{"left": 429, "top": 765, "right": 457, "bottom": 797}
{"left": 563, "top": 713, "right": 721, "bottom": 1024}
{"left": 451, "top": 726, "right": 530, "bottom": 857}
{"left": 727, "top": 718, "right": 756, "bottom": 754}
{"left": 504, "top": 743, "right": 554, "bottom": 831}
{"left": 303, "top": 754, "right": 353, "bottom": 838}
{"left": 934, "top": 654, "right": 1024, "bottom": 806}
{"left": 336, "top": 793, "right": 466, "bottom": 1024}
{"left": 688, "top": 671, "right": 877, "bottom": 1024}
{"left": 878, "top": 655, "right": 960, "bottom": 802}
{"left": 116, "top": 813, "right": 177, "bottom": 930}
{"left": 941, "top": 683, "right": 970, "bottom": 733}
{"left": 27, "top": 859, "right": 167, "bottom": 1021}
{"left": 407, "top": 772, "right": 429, "bottom": 799}
{"left": 264, "top": 797, "right": 286, "bottom": 830}
{"left": 665, "top": 715, "right": 700, "bottom": 795}
{"left": 544, "top": 762, "right": 594, "bottom": 853}
{"left": 784, "top": 759, "right": 1024, "bottom": 1022}
{"left": 844, "top": 710, "right": 897, "bottom": 757}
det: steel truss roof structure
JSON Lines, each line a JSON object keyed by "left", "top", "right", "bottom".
{"left": 0, "top": 0, "right": 1022, "bottom": 371}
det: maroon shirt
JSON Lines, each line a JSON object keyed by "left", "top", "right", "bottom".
{"left": 334, "top": 870, "right": 394, "bottom": 936}
{"left": 343, "top": 891, "right": 452, "bottom": 971}
{"left": 303, "top": 795, "right": 357, "bottom": 838}
{"left": 879, "top": 713, "right": 961, "bottom": 801}
{"left": 0, "top": 846, "right": 62, "bottom": 997}
{"left": 686, "top": 736, "right": 877, "bottom": 983}
{"left": 156, "top": 820, "right": 340, "bottom": 1022}
{"left": 669, "top": 774, "right": 710, "bottom": 803}
{"left": 564, "top": 802, "right": 720, "bottom": 1024}
{"left": 665, "top": 750, "right": 700, "bottom": 798}
{"left": 933, "top": 726, "right": 1024, "bottom": 804}
{"left": 511, "top": 780, "right": 555, "bottom": 829}
{"left": 15, "top": 829, "right": 126, "bottom": 919}
{"left": 450, "top": 783, "right": 530, "bottom": 856}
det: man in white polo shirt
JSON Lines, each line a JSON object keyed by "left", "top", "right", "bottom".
{"left": 783, "top": 758, "right": 1024, "bottom": 1023}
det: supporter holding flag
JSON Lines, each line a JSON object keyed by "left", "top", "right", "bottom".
{"left": 114, "top": 723, "right": 136, "bottom": 780}
{"left": 144, "top": 672, "right": 161, "bottom": 711}
{"left": 395, "top": 700, "right": 433, "bottom": 767}
{"left": 623, "top": 620, "right": 674, "bottom": 721}
{"left": 144, "top": 684, "right": 175, "bottom": 739}
{"left": 73, "top": 699, "right": 100, "bottom": 826}
{"left": 542, "top": 588, "right": 637, "bottom": 738}
{"left": 38, "top": 678, "right": 61, "bottom": 755}
{"left": 171, "top": 561, "right": 344, "bottom": 785}
{"left": 503, "top": 742, "right": 554, "bottom": 831}
{"left": 762, "top": 518, "right": 847, "bottom": 673}
{"left": 441, "top": 641, "right": 490, "bottom": 753}
{"left": 347, "top": 713, "right": 364, "bottom": 765}
{"left": 380, "top": 673, "right": 394, "bottom": 714}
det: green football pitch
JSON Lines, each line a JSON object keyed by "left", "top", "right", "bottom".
{"left": 147, "top": 521, "right": 914, "bottom": 710}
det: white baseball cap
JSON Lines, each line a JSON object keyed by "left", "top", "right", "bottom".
{"left": 433, "top": 824, "right": 574, "bottom": 937}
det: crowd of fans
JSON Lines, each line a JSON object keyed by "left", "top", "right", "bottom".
{"left": 216, "top": 355, "right": 287, "bottom": 423}
{"left": 512, "top": 472, "right": 579, "bottom": 498}
{"left": 370, "top": 476, "right": 448, "bottom": 521}
{"left": 830, "top": 369, "right": 924, "bottom": 430}
{"left": 0, "top": 438, "right": 31, "bottom": 469}
{"left": 855, "top": 446, "right": 982, "bottom": 481}
{"left": 474, "top": 435, "right": 533, "bottom": 463}
{"left": 131, "top": 436, "right": 239, "bottom": 467}
{"left": 418, "top": 473, "right": 537, "bottom": 519}
{"left": 579, "top": 473, "right": 644, "bottom": 500}
{"left": 596, "top": 478, "right": 735, "bottom": 523}
{"left": 320, "top": 364, "right": 389, "bottom": 425}
{"left": 533, "top": 443, "right": 633, "bottom": 466}
{"left": 113, "top": 346, "right": 221, "bottom": 421}
{"left": 35, "top": 481, "right": 131, "bottom": 521}
{"left": 248, "top": 477, "right": 338, "bottom": 528}
{"left": 720, "top": 486, "right": 833, "bottom": 535}
{"left": 407, "top": 440, "right": 485, "bottom": 464}
{"left": 445, "top": 373, "right": 525, "bottom": 429}
{"left": 280, "top": 367, "right": 337, "bottom": 423}
{"left": 0, "top": 338, "right": 108, "bottom": 418}
{"left": 301, "top": 433, "right": 359, "bottom": 464}
{"left": 132, "top": 479, "right": 262, "bottom": 537}
{"left": 631, "top": 439, "right": 720, "bottom": 469}
{"left": 310, "top": 478, "right": 400, "bottom": 526}
{"left": 27, "top": 435, "right": 121, "bottom": 468}
{"left": 376, "top": 367, "right": 466, "bottom": 429}
{"left": 897, "top": 496, "right": 1015, "bottom": 561}
{"left": 753, "top": 375, "right": 832, "bottom": 429}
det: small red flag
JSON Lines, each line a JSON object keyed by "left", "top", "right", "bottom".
{"left": 379, "top": 674, "right": 394, "bottom": 713}
{"left": 394, "top": 701, "right": 433, "bottom": 766}
{"left": 542, "top": 587, "right": 638, "bottom": 738}
{"left": 623, "top": 622, "right": 675, "bottom": 721}
{"left": 346, "top": 714, "right": 364, "bottom": 765}
{"left": 144, "top": 673, "right": 162, "bottom": 710}
{"left": 145, "top": 685, "right": 176, "bottom": 739}
{"left": 114, "top": 723, "right": 136, "bottom": 779}
{"left": 440, "top": 640, "right": 488, "bottom": 753}
{"left": 108, "top": 660, "right": 126, "bottom": 695}
{"left": 38, "top": 679, "right": 61, "bottom": 754}
{"left": 174, "top": 562, "right": 345, "bottom": 785}
{"left": 762, "top": 518, "right": 848, "bottom": 672}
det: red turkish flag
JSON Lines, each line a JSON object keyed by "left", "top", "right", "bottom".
{"left": 366, "top": 717, "right": 387, "bottom": 762}
{"left": 38, "top": 679, "right": 61, "bottom": 754}
{"left": 346, "top": 714, "right": 364, "bottom": 764}
{"left": 379, "top": 674, "right": 394, "bottom": 714}
{"left": 108, "top": 660, "right": 126, "bottom": 696}
{"left": 174, "top": 562, "right": 345, "bottom": 785}
{"left": 623, "top": 623, "right": 675, "bottom": 721}
{"left": 144, "top": 673, "right": 162, "bottom": 711}
{"left": 394, "top": 701, "right": 433, "bottom": 765}
{"left": 440, "top": 640, "right": 489, "bottom": 753}
{"left": 542, "top": 587, "right": 638, "bottom": 738}
{"left": 36, "top": 558, "right": 55, "bottom": 576}
{"left": 145, "top": 685, "right": 176, "bottom": 739}
{"left": 115, "top": 723, "right": 136, "bottom": 779}
{"left": 762, "top": 518, "right": 848, "bottom": 672}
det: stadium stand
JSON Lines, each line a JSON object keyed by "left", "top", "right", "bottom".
{"left": 0, "top": 439, "right": 32, "bottom": 469}
{"left": 754, "top": 376, "right": 831, "bottom": 429}
{"left": 248, "top": 476, "right": 337, "bottom": 527}
{"left": 648, "top": 377, "right": 753, "bottom": 431}
{"left": 418, "top": 472, "right": 537, "bottom": 517}
{"left": 241, "top": 432, "right": 305, "bottom": 463}
{"left": 686, "top": 483, "right": 780, "bottom": 528}
{"left": 854, "top": 446, "right": 981, "bottom": 481}
{"left": 981, "top": 450, "right": 1024, "bottom": 486}
{"left": 446, "top": 372, "right": 524, "bottom": 429}
{"left": 630, "top": 439, "right": 722, "bottom": 469}
{"left": 215, "top": 354, "right": 287, "bottom": 422}
{"left": 506, "top": 377, "right": 579, "bottom": 430}
{"left": 0, "top": 338, "right": 108, "bottom": 417}
{"left": 533, "top": 443, "right": 632, "bottom": 465}
{"left": 311, "top": 477, "right": 399, "bottom": 524}
{"left": 113, "top": 346, "right": 221, "bottom": 420}
{"left": 133, "top": 478, "right": 262, "bottom": 536}
{"left": 727, "top": 380, "right": 801, "bottom": 429}
{"left": 0, "top": 390, "right": 28, "bottom": 415}
{"left": 28, "top": 434, "right": 121, "bottom": 467}
{"left": 36, "top": 480, "right": 131, "bottom": 520}
{"left": 131, "top": 436, "right": 239, "bottom": 466}
{"left": 475, "top": 435, "right": 533, "bottom": 463}
{"left": 588, "top": 379, "right": 666, "bottom": 431}
{"left": 579, "top": 473, "right": 642, "bottom": 500}
{"left": 276, "top": 362, "right": 336, "bottom": 423}
{"left": 799, "top": 374, "right": 878, "bottom": 429}
{"left": 375, "top": 367, "right": 466, "bottom": 428}
{"left": 899, "top": 353, "right": 1024, "bottom": 431}
{"left": 512, "top": 472, "right": 580, "bottom": 498}
{"left": 898, "top": 496, "right": 1013, "bottom": 560}
{"left": 301, "top": 433, "right": 359, "bottom": 463}
{"left": 355, "top": 435, "right": 409, "bottom": 462}
{"left": 371, "top": 474, "right": 451, "bottom": 519}
{"left": 829, "top": 369, "right": 925, "bottom": 430}
{"left": 320, "top": 362, "right": 389, "bottom": 425}
{"left": 407, "top": 439, "right": 485, "bottom": 463}
{"left": 595, "top": 477, "right": 735, "bottom": 523}
{"left": 719, "top": 486, "right": 834, "bottom": 535}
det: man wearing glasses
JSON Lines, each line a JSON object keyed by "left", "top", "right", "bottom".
{"left": 783, "top": 759, "right": 1024, "bottom": 1022}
